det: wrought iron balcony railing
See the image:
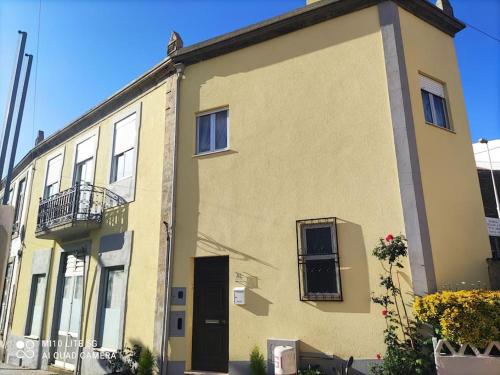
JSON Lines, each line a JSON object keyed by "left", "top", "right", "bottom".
{"left": 35, "top": 183, "right": 125, "bottom": 237}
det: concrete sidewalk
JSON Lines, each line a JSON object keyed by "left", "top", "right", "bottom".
{"left": 0, "top": 363, "right": 57, "bottom": 374}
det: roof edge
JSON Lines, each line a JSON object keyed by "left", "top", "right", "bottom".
{"left": 172, "top": 0, "right": 465, "bottom": 66}
{"left": 2, "top": 58, "right": 175, "bottom": 188}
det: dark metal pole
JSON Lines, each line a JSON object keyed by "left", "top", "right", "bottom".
{"left": 0, "top": 31, "right": 27, "bottom": 182}
{"left": 2, "top": 54, "right": 33, "bottom": 205}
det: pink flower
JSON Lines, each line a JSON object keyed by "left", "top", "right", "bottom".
{"left": 376, "top": 353, "right": 382, "bottom": 360}
{"left": 382, "top": 309, "right": 388, "bottom": 317}
{"left": 385, "top": 234, "right": 394, "bottom": 242}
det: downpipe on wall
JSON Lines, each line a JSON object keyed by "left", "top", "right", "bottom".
{"left": 160, "top": 63, "right": 184, "bottom": 375}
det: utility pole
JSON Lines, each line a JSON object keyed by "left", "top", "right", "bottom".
{"left": 0, "top": 31, "right": 27, "bottom": 183}
{"left": 2, "top": 54, "right": 33, "bottom": 205}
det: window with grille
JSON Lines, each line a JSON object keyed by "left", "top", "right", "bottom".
{"left": 296, "top": 217, "right": 342, "bottom": 301}
{"left": 420, "top": 74, "right": 450, "bottom": 130}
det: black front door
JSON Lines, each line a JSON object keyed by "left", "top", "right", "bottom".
{"left": 192, "top": 256, "right": 229, "bottom": 372}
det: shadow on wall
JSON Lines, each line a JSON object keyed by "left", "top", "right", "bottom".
{"left": 102, "top": 204, "right": 129, "bottom": 234}
{"left": 175, "top": 7, "right": 381, "bottom": 278}
{"left": 300, "top": 352, "right": 365, "bottom": 374}
{"left": 303, "top": 220, "right": 371, "bottom": 314}
{"left": 238, "top": 288, "right": 273, "bottom": 316}
{"left": 300, "top": 342, "right": 372, "bottom": 375}
{"left": 198, "top": 232, "right": 277, "bottom": 269}
{"left": 186, "top": 8, "right": 380, "bottom": 88}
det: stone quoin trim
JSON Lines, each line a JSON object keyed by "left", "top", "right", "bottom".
{"left": 378, "top": 1, "right": 437, "bottom": 295}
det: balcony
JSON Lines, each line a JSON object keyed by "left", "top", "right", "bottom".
{"left": 35, "top": 184, "right": 125, "bottom": 240}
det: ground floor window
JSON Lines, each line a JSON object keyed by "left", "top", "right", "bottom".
{"left": 26, "top": 274, "right": 46, "bottom": 337}
{"left": 98, "top": 267, "right": 124, "bottom": 349}
{"left": 296, "top": 217, "right": 342, "bottom": 301}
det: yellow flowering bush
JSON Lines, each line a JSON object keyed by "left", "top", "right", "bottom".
{"left": 414, "top": 290, "right": 500, "bottom": 348}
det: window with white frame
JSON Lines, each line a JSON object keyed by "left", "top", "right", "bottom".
{"left": 420, "top": 75, "right": 450, "bottom": 130}
{"left": 111, "top": 114, "right": 136, "bottom": 183}
{"left": 13, "top": 178, "right": 26, "bottom": 231}
{"left": 73, "top": 136, "right": 96, "bottom": 185}
{"left": 196, "top": 109, "right": 228, "bottom": 154}
{"left": 98, "top": 267, "right": 125, "bottom": 349}
{"left": 296, "top": 218, "right": 342, "bottom": 301}
{"left": 44, "top": 154, "right": 63, "bottom": 198}
{"left": 25, "top": 274, "right": 46, "bottom": 337}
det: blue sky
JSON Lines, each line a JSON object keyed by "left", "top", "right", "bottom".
{"left": 0, "top": 0, "right": 499, "bottom": 165}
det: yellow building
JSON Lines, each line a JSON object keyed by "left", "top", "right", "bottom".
{"left": 0, "top": 56, "right": 179, "bottom": 373}
{"left": 162, "top": 0, "right": 490, "bottom": 374}
{"left": 0, "top": 0, "right": 491, "bottom": 374}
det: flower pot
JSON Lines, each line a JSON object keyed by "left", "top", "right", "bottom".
{"left": 432, "top": 338, "right": 500, "bottom": 375}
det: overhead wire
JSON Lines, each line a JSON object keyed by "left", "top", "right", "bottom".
{"left": 465, "top": 22, "right": 500, "bottom": 44}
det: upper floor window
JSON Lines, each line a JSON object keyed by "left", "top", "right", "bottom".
{"left": 111, "top": 114, "right": 136, "bottom": 183}
{"left": 297, "top": 217, "right": 342, "bottom": 301}
{"left": 13, "top": 178, "right": 26, "bottom": 229}
{"left": 44, "top": 154, "right": 63, "bottom": 198}
{"left": 196, "top": 109, "right": 228, "bottom": 154}
{"left": 73, "top": 135, "right": 96, "bottom": 185}
{"left": 420, "top": 75, "right": 450, "bottom": 130}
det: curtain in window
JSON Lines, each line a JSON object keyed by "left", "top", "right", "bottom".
{"left": 215, "top": 111, "right": 228, "bottom": 149}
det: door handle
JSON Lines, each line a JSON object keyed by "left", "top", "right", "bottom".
{"left": 205, "top": 319, "right": 227, "bottom": 324}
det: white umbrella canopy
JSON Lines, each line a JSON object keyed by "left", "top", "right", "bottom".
{"left": 473, "top": 139, "right": 500, "bottom": 171}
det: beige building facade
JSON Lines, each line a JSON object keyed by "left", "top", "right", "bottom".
{"left": 0, "top": 59, "right": 178, "bottom": 374}
{"left": 163, "top": 0, "right": 490, "bottom": 374}
{"left": 0, "top": 1, "right": 492, "bottom": 375}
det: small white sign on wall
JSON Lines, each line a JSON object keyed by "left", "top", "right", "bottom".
{"left": 486, "top": 217, "right": 500, "bottom": 237}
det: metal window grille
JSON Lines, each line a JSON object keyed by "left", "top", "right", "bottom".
{"left": 296, "top": 217, "right": 343, "bottom": 301}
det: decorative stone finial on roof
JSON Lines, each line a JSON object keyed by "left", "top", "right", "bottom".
{"left": 436, "top": 0, "right": 454, "bottom": 17}
{"left": 167, "top": 31, "right": 183, "bottom": 56}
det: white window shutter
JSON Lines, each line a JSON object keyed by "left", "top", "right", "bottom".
{"left": 76, "top": 136, "right": 95, "bottom": 163}
{"left": 46, "top": 155, "right": 63, "bottom": 186}
{"left": 114, "top": 114, "right": 136, "bottom": 155}
{"left": 420, "top": 75, "right": 445, "bottom": 98}
{"left": 65, "top": 254, "right": 84, "bottom": 277}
